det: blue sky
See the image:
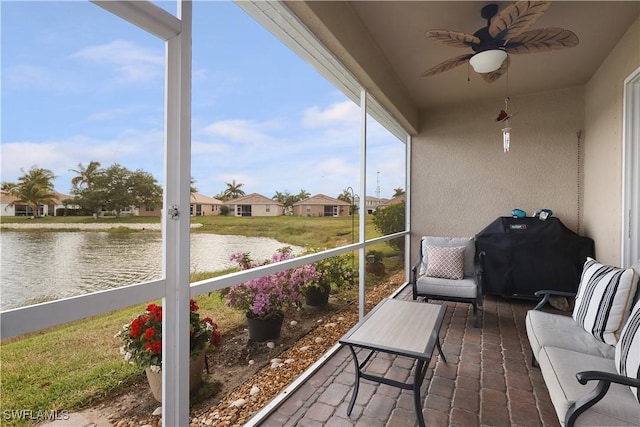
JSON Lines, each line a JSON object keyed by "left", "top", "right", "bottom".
{"left": 1, "top": 1, "right": 405, "bottom": 200}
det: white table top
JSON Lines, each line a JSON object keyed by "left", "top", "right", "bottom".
{"left": 339, "top": 298, "right": 446, "bottom": 360}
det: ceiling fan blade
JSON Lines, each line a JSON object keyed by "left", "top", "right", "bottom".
{"left": 421, "top": 54, "right": 473, "bottom": 76}
{"left": 489, "top": 1, "right": 552, "bottom": 40}
{"left": 425, "top": 30, "right": 480, "bottom": 48}
{"left": 481, "top": 55, "right": 511, "bottom": 83}
{"left": 505, "top": 28, "right": 579, "bottom": 54}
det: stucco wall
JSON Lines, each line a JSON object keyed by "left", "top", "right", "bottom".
{"left": 582, "top": 17, "right": 640, "bottom": 266}
{"left": 411, "top": 86, "right": 584, "bottom": 263}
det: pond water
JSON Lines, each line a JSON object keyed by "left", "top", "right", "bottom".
{"left": 0, "top": 231, "right": 302, "bottom": 310}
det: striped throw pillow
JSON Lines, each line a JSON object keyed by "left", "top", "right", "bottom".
{"left": 615, "top": 298, "right": 640, "bottom": 403}
{"left": 425, "top": 245, "right": 465, "bottom": 280}
{"left": 572, "top": 258, "right": 639, "bottom": 345}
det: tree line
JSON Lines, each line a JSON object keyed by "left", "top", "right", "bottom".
{"left": 2, "top": 163, "right": 405, "bottom": 218}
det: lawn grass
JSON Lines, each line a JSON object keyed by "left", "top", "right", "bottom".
{"left": 0, "top": 215, "right": 402, "bottom": 425}
{"left": 0, "top": 290, "right": 245, "bottom": 426}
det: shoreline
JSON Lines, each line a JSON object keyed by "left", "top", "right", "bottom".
{"left": 0, "top": 223, "right": 203, "bottom": 231}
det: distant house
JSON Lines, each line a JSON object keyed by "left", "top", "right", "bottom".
{"left": 138, "top": 193, "right": 223, "bottom": 217}
{"left": 0, "top": 191, "right": 76, "bottom": 217}
{"left": 363, "top": 196, "right": 389, "bottom": 214}
{"left": 292, "top": 194, "right": 351, "bottom": 217}
{"left": 190, "top": 193, "right": 223, "bottom": 216}
{"left": 377, "top": 193, "right": 405, "bottom": 209}
{"left": 225, "top": 193, "right": 284, "bottom": 217}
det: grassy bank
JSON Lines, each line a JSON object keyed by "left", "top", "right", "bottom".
{"left": 0, "top": 216, "right": 401, "bottom": 425}
{"left": 0, "top": 215, "right": 376, "bottom": 249}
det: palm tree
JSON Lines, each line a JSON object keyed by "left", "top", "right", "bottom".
{"left": 7, "top": 166, "right": 57, "bottom": 217}
{"left": 296, "top": 189, "right": 310, "bottom": 201}
{"left": 393, "top": 187, "right": 405, "bottom": 197}
{"left": 70, "top": 161, "right": 102, "bottom": 190}
{"left": 190, "top": 177, "right": 198, "bottom": 194}
{"left": 223, "top": 179, "right": 245, "bottom": 199}
{"left": 338, "top": 189, "right": 354, "bottom": 204}
{"left": 1, "top": 182, "right": 18, "bottom": 192}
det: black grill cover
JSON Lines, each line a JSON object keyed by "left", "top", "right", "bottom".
{"left": 475, "top": 217, "right": 595, "bottom": 297}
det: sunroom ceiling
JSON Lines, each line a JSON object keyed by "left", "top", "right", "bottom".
{"left": 284, "top": 1, "right": 639, "bottom": 130}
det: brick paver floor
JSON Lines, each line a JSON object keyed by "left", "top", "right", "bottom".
{"left": 256, "top": 286, "right": 561, "bottom": 426}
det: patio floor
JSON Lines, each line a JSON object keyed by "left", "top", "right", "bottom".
{"left": 256, "top": 286, "right": 562, "bottom": 426}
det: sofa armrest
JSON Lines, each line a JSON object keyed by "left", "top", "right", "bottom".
{"left": 532, "top": 290, "right": 577, "bottom": 311}
{"left": 565, "top": 370, "right": 640, "bottom": 427}
{"left": 576, "top": 370, "right": 640, "bottom": 388}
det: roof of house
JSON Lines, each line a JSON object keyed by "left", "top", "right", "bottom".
{"left": 379, "top": 194, "right": 405, "bottom": 207}
{"left": 293, "top": 194, "right": 351, "bottom": 206}
{"left": 226, "top": 193, "right": 283, "bottom": 206}
{"left": 191, "top": 193, "right": 223, "bottom": 205}
{"left": 0, "top": 190, "right": 71, "bottom": 205}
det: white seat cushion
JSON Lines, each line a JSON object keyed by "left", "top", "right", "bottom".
{"left": 537, "top": 346, "right": 640, "bottom": 426}
{"left": 415, "top": 275, "right": 477, "bottom": 299}
{"left": 526, "top": 310, "right": 615, "bottom": 360}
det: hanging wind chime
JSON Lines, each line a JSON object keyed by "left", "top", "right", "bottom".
{"left": 500, "top": 97, "right": 512, "bottom": 153}
{"left": 496, "top": 72, "right": 516, "bottom": 153}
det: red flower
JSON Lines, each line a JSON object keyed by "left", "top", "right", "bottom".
{"left": 190, "top": 299, "right": 199, "bottom": 312}
{"left": 130, "top": 316, "right": 147, "bottom": 338}
{"left": 146, "top": 304, "right": 162, "bottom": 322}
{"left": 144, "top": 327, "right": 155, "bottom": 340}
{"left": 150, "top": 341, "right": 162, "bottom": 354}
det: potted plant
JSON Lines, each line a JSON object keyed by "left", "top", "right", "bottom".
{"left": 116, "top": 298, "right": 222, "bottom": 402}
{"left": 304, "top": 251, "right": 357, "bottom": 306}
{"left": 365, "top": 250, "right": 386, "bottom": 276}
{"left": 226, "top": 247, "right": 319, "bottom": 341}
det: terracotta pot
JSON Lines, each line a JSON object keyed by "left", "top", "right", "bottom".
{"left": 144, "top": 351, "right": 206, "bottom": 402}
{"left": 365, "top": 261, "right": 386, "bottom": 276}
{"left": 246, "top": 311, "right": 284, "bottom": 342}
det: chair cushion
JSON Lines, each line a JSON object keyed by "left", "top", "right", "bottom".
{"left": 537, "top": 346, "right": 640, "bottom": 426}
{"left": 615, "top": 298, "right": 640, "bottom": 403}
{"left": 415, "top": 276, "right": 477, "bottom": 299}
{"left": 572, "top": 257, "right": 639, "bottom": 345}
{"left": 526, "top": 310, "right": 615, "bottom": 360}
{"left": 420, "top": 236, "right": 475, "bottom": 277}
{"left": 425, "top": 245, "right": 465, "bottom": 280}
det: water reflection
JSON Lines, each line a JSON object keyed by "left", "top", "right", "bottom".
{"left": 0, "top": 231, "right": 302, "bottom": 310}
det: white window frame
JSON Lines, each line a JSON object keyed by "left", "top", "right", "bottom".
{"left": 622, "top": 67, "right": 640, "bottom": 267}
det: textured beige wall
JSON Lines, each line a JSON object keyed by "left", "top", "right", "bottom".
{"left": 583, "top": 17, "right": 640, "bottom": 266}
{"left": 411, "top": 87, "right": 584, "bottom": 262}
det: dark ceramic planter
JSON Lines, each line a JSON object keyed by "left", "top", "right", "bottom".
{"left": 304, "top": 286, "right": 330, "bottom": 307}
{"left": 247, "top": 311, "right": 284, "bottom": 342}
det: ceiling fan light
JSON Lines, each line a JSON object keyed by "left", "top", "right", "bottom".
{"left": 469, "top": 50, "right": 507, "bottom": 73}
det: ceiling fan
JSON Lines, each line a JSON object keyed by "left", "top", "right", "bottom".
{"left": 422, "top": 1, "right": 579, "bottom": 83}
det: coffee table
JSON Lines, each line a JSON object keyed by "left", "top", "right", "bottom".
{"left": 339, "top": 298, "right": 446, "bottom": 427}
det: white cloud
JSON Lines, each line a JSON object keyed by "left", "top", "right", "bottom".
{"left": 71, "top": 40, "right": 163, "bottom": 85}
{"left": 87, "top": 108, "right": 132, "bottom": 122}
{"left": 302, "top": 100, "right": 360, "bottom": 128}
{"left": 202, "top": 119, "right": 281, "bottom": 144}
{"left": 1, "top": 129, "right": 164, "bottom": 193}
{"left": 4, "top": 65, "right": 72, "bottom": 90}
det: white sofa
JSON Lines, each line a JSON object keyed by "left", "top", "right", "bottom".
{"left": 526, "top": 261, "right": 640, "bottom": 426}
